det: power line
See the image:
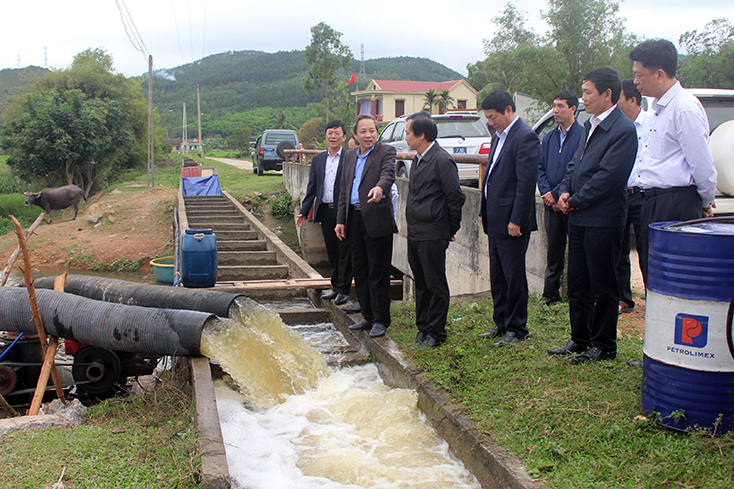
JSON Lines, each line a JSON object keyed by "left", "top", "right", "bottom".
{"left": 115, "top": 0, "right": 149, "bottom": 62}
{"left": 171, "top": 0, "right": 185, "bottom": 64}
{"left": 202, "top": 0, "right": 207, "bottom": 59}
{"left": 188, "top": 0, "right": 194, "bottom": 62}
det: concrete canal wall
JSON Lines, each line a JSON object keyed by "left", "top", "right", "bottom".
{"left": 283, "top": 161, "right": 554, "bottom": 298}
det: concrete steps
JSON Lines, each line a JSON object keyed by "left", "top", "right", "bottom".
{"left": 183, "top": 195, "right": 287, "bottom": 282}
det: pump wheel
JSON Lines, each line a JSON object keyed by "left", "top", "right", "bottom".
{"left": 0, "top": 365, "right": 17, "bottom": 396}
{"left": 72, "top": 347, "right": 122, "bottom": 394}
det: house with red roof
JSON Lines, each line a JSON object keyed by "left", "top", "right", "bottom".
{"left": 353, "top": 79, "right": 478, "bottom": 123}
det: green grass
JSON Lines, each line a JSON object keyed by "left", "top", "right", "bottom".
{"left": 389, "top": 297, "right": 734, "bottom": 488}
{"left": 0, "top": 371, "right": 199, "bottom": 488}
{"left": 0, "top": 193, "right": 42, "bottom": 235}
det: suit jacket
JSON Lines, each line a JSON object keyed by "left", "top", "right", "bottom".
{"left": 480, "top": 118, "right": 541, "bottom": 238}
{"left": 559, "top": 106, "right": 637, "bottom": 227}
{"left": 298, "top": 149, "right": 345, "bottom": 223}
{"left": 406, "top": 143, "right": 466, "bottom": 240}
{"left": 537, "top": 121, "right": 584, "bottom": 209}
{"left": 337, "top": 141, "right": 397, "bottom": 238}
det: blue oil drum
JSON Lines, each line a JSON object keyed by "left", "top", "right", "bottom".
{"left": 181, "top": 228, "right": 217, "bottom": 288}
{"left": 643, "top": 219, "right": 734, "bottom": 434}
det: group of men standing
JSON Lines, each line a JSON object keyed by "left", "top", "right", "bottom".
{"left": 298, "top": 38, "right": 717, "bottom": 360}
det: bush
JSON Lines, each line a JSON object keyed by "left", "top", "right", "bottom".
{"left": 270, "top": 192, "right": 293, "bottom": 220}
{"left": 0, "top": 194, "right": 39, "bottom": 235}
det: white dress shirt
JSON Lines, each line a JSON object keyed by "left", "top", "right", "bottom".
{"left": 488, "top": 115, "right": 520, "bottom": 175}
{"left": 322, "top": 148, "right": 341, "bottom": 204}
{"left": 627, "top": 109, "right": 652, "bottom": 188}
{"left": 636, "top": 81, "right": 717, "bottom": 208}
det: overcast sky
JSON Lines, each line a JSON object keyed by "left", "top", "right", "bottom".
{"left": 2, "top": 0, "right": 732, "bottom": 79}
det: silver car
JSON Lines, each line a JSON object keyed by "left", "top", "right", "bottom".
{"left": 380, "top": 113, "right": 492, "bottom": 182}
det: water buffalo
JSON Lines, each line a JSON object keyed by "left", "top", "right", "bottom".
{"left": 24, "top": 185, "right": 84, "bottom": 223}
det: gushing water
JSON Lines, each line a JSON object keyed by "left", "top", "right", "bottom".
{"left": 200, "top": 296, "right": 328, "bottom": 409}
{"left": 201, "top": 296, "right": 480, "bottom": 488}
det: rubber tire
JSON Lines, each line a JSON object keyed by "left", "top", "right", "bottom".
{"left": 257, "top": 164, "right": 263, "bottom": 176}
{"left": 397, "top": 165, "right": 408, "bottom": 178}
{"left": 276, "top": 140, "right": 296, "bottom": 160}
{"left": 710, "top": 120, "right": 734, "bottom": 196}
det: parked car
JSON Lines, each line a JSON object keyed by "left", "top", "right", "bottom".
{"left": 379, "top": 112, "right": 492, "bottom": 182}
{"left": 251, "top": 129, "right": 300, "bottom": 176}
{"left": 531, "top": 89, "right": 734, "bottom": 194}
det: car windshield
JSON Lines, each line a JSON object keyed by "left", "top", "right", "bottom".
{"left": 436, "top": 118, "right": 490, "bottom": 138}
{"left": 264, "top": 132, "right": 296, "bottom": 145}
{"left": 697, "top": 98, "right": 734, "bottom": 133}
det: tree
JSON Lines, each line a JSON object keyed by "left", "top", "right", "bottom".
{"left": 272, "top": 109, "right": 291, "bottom": 129}
{"left": 679, "top": 18, "right": 734, "bottom": 89}
{"left": 332, "top": 81, "right": 356, "bottom": 130}
{"left": 298, "top": 117, "right": 325, "bottom": 149}
{"left": 423, "top": 89, "right": 439, "bottom": 113}
{"left": 303, "top": 22, "right": 353, "bottom": 123}
{"left": 226, "top": 127, "right": 251, "bottom": 155}
{"left": 438, "top": 90, "right": 455, "bottom": 113}
{"left": 1, "top": 49, "right": 147, "bottom": 196}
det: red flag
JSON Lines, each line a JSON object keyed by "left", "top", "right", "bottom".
{"left": 346, "top": 72, "right": 356, "bottom": 85}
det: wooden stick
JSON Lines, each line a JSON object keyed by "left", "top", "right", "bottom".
{"left": 50, "top": 274, "right": 68, "bottom": 403}
{"left": 10, "top": 215, "right": 66, "bottom": 415}
{"left": 0, "top": 393, "right": 19, "bottom": 417}
{"left": 0, "top": 212, "right": 45, "bottom": 287}
{"left": 28, "top": 337, "right": 59, "bottom": 415}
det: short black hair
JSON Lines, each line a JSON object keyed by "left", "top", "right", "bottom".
{"left": 620, "top": 79, "right": 642, "bottom": 106}
{"left": 553, "top": 90, "right": 579, "bottom": 110}
{"left": 352, "top": 114, "right": 379, "bottom": 134}
{"left": 629, "top": 39, "right": 677, "bottom": 78}
{"left": 406, "top": 112, "right": 437, "bottom": 142}
{"left": 481, "top": 90, "right": 515, "bottom": 113}
{"left": 325, "top": 119, "right": 347, "bottom": 135}
{"left": 583, "top": 67, "right": 621, "bottom": 104}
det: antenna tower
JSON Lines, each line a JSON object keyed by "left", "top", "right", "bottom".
{"left": 359, "top": 44, "right": 366, "bottom": 80}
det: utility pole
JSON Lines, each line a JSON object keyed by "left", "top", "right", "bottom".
{"left": 147, "top": 55, "right": 154, "bottom": 188}
{"left": 182, "top": 103, "right": 188, "bottom": 155}
{"left": 196, "top": 84, "right": 203, "bottom": 157}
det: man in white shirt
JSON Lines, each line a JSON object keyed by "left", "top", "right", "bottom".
{"left": 629, "top": 39, "right": 717, "bottom": 279}
{"left": 616, "top": 79, "right": 651, "bottom": 313}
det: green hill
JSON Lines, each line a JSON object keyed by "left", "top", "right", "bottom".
{"left": 0, "top": 66, "right": 50, "bottom": 110}
{"left": 143, "top": 50, "right": 463, "bottom": 138}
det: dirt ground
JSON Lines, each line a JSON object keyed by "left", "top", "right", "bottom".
{"left": 0, "top": 185, "right": 177, "bottom": 276}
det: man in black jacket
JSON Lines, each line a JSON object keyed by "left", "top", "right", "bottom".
{"left": 404, "top": 113, "right": 466, "bottom": 348}
{"left": 297, "top": 120, "right": 351, "bottom": 305}
{"left": 553, "top": 67, "right": 637, "bottom": 364}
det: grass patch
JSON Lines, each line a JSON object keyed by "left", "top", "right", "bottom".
{"left": 389, "top": 297, "right": 734, "bottom": 488}
{"left": 0, "top": 370, "right": 200, "bottom": 489}
{"left": 0, "top": 193, "right": 42, "bottom": 235}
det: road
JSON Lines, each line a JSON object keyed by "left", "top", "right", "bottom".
{"left": 209, "top": 157, "right": 253, "bottom": 171}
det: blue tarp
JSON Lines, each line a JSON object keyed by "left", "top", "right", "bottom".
{"left": 181, "top": 175, "right": 221, "bottom": 196}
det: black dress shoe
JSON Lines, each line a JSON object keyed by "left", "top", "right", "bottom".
{"left": 493, "top": 331, "right": 526, "bottom": 348}
{"left": 334, "top": 293, "right": 349, "bottom": 305}
{"left": 547, "top": 340, "right": 588, "bottom": 356}
{"left": 368, "top": 323, "right": 387, "bottom": 338}
{"left": 414, "top": 332, "right": 426, "bottom": 344}
{"left": 541, "top": 297, "right": 559, "bottom": 306}
{"left": 348, "top": 319, "right": 371, "bottom": 331}
{"left": 341, "top": 299, "right": 361, "bottom": 314}
{"left": 570, "top": 346, "right": 616, "bottom": 364}
{"left": 478, "top": 326, "right": 502, "bottom": 339}
{"left": 321, "top": 291, "right": 338, "bottom": 300}
{"left": 417, "top": 335, "right": 440, "bottom": 349}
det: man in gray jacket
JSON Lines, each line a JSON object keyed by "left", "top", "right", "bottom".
{"left": 404, "top": 112, "right": 466, "bottom": 348}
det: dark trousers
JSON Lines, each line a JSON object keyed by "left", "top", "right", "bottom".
{"left": 347, "top": 210, "right": 393, "bottom": 326}
{"left": 489, "top": 233, "right": 531, "bottom": 338}
{"left": 542, "top": 208, "right": 568, "bottom": 302}
{"left": 639, "top": 186, "right": 701, "bottom": 279}
{"left": 408, "top": 238, "right": 450, "bottom": 342}
{"left": 318, "top": 205, "right": 352, "bottom": 295}
{"left": 616, "top": 192, "right": 644, "bottom": 306}
{"left": 567, "top": 223, "right": 623, "bottom": 353}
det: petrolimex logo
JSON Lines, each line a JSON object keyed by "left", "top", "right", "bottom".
{"left": 674, "top": 314, "right": 709, "bottom": 349}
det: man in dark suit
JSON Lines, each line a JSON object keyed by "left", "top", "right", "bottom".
{"left": 478, "top": 90, "right": 541, "bottom": 347}
{"left": 552, "top": 67, "right": 637, "bottom": 364}
{"left": 336, "top": 115, "right": 397, "bottom": 338}
{"left": 404, "top": 112, "right": 466, "bottom": 348}
{"left": 296, "top": 120, "right": 352, "bottom": 305}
